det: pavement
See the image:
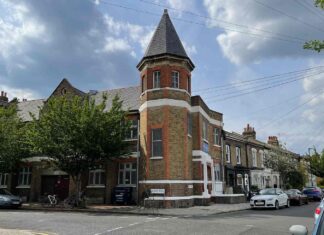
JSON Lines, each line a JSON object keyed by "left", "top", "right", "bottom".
{"left": 21, "top": 202, "right": 251, "bottom": 216}
{"left": 0, "top": 202, "right": 317, "bottom": 235}
{"left": 0, "top": 229, "right": 51, "bottom": 235}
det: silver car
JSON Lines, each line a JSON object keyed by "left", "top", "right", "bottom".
{"left": 0, "top": 189, "right": 22, "bottom": 208}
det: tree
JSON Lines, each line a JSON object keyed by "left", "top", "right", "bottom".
{"left": 286, "top": 170, "right": 305, "bottom": 189}
{"left": 27, "top": 94, "right": 130, "bottom": 205}
{"left": 0, "top": 104, "right": 29, "bottom": 173}
{"left": 264, "top": 148, "right": 299, "bottom": 188}
{"left": 303, "top": 0, "right": 324, "bottom": 52}
{"left": 309, "top": 149, "right": 324, "bottom": 178}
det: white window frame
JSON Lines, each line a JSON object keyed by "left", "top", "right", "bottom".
{"left": 236, "top": 147, "right": 241, "bottom": 164}
{"left": 260, "top": 150, "right": 265, "bottom": 168}
{"left": 118, "top": 163, "right": 137, "bottom": 186}
{"left": 237, "top": 174, "right": 243, "bottom": 186}
{"left": 18, "top": 167, "right": 31, "bottom": 186}
{"left": 187, "top": 113, "right": 192, "bottom": 137}
{"left": 202, "top": 120, "right": 208, "bottom": 142}
{"left": 214, "top": 164, "right": 221, "bottom": 181}
{"left": 125, "top": 120, "right": 138, "bottom": 141}
{"left": 252, "top": 148, "right": 257, "bottom": 167}
{"left": 152, "top": 128, "right": 163, "bottom": 158}
{"left": 226, "top": 144, "right": 231, "bottom": 163}
{"left": 0, "top": 173, "right": 8, "bottom": 188}
{"left": 171, "top": 71, "right": 179, "bottom": 88}
{"left": 213, "top": 128, "right": 220, "bottom": 146}
{"left": 88, "top": 168, "right": 105, "bottom": 187}
{"left": 153, "top": 71, "right": 161, "bottom": 89}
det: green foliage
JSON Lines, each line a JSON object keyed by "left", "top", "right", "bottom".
{"left": 309, "top": 149, "right": 324, "bottom": 178}
{"left": 286, "top": 170, "right": 305, "bottom": 189}
{"left": 0, "top": 104, "right": 30, "bottom": 173}
{"left": 264, "top": 149, "right": 298, "bottom": 184}
{"left": 315, "top": 0, "right": 324, "bottom": 8}
{"left": 303, "top": 1, "right": 324, "bottom": 52}
{"left": 304, "top": 40, "right": 324, "bottom": 53}
{"left": 27, "top": 94, "right": 130, "bottom": 200}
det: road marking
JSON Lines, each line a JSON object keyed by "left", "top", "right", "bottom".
{"left": 128, "top": 222, "right": 139, "bottom": 226}
{"left": 94, "top": 227, "right": 123, "bottom": 235}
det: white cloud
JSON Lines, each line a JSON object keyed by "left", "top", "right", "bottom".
{"left": 182, "top": 41, "right": 197, "bottom": 57}
{"left": 104, "top": 14, "right": 154, "bottom": 53}
{"left": 102, "top": 37, "right": 131, "bottom": 53}
{"left": 0, "top": 85, "right": 38, "bottom": 100}
{"left": 203, "top": 0, "right": 322, "bottom": 64}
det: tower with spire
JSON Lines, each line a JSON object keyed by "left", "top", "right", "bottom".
{"left": 137, "top": 10, "right": 223, "bottom": 208}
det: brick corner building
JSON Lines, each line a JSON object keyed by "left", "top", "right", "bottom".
{"left": 137, "top": 9, "right": 223, "bottom": 208}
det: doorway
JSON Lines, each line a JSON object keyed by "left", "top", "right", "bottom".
{"left": 41, "top": 175, "right": 69, "bottom": 200}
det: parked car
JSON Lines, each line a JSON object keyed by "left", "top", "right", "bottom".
{"left": 285, "top": 189, "right": 309, "bottom": 206}
{"left": 315, "top": 199, "right": 324, "bottom": 222}
{"left": 0, "top": 189, "right": 22, "bottom": 208}
{"left": 303, "top": 187, "right": 323, "bottom": 201}
{"left": 290, "top": 205, "right": 324, "bottom": 235}
{"left": 250, "top": 188, "right": 290, "bottom": 209}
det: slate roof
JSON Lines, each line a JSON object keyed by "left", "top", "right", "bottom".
{"left": 143, "top": 9, "right": 188, "bottom": 59}
{"left": 92, "top": 86, "right": 141, "bottom": 112}
{"left": 17, "top": 99, "right": 45, "bottom": 122}
{"left": 16, "top": 86, "right": 141, "bottom": 122}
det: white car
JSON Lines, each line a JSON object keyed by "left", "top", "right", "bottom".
{"left": 250, "top": 188, "right": 290, "bottom": 209}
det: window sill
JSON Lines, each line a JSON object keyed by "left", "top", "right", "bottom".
{"left": 203, "top": 139, "right": 209, "bottom": 143}
{"left": 213, "top": 144, "right": 221, "bottom": 147}
{"left": 117, "top": 184, "right": 137, "bottom": 187}
{"left": 86, "top": 185, "right": 106, "bottom": 189}
{"left": 187, "top": 134, "right": 192, "bottom": 138}
{"left": 16, "top": 185, "right": 31, "bottom": 189}
{"left": 0, "top": 185, "right": 7, "bottom": 189}
{"left": 150, "top": 156, "right": 163, "bottom": 160}
{"left": 124, "top": 139, "right": 138, "bottom": 142}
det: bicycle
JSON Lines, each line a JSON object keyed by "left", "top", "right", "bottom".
{"left": 41, "top": 194, "right": 59, "bottom": 208}
{"left": 63, "top": 195, "right": 78, "bottom": 209}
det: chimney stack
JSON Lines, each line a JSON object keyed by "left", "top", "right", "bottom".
{"left": 268, "top": 136, "right": 279, "bottom": 146}
{"left": 0, "top": 91, "right": 9, "bottom": 106}
{"left": 242, "top": 124, "right": 256, "bottom": 140}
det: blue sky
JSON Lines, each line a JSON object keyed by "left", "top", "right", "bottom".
{"left": 0, "top": 0, "right": 324, "bottom": 154}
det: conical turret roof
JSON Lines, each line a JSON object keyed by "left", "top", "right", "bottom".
{"left": 137, "top": 9, "right": 194, "bottom": 69}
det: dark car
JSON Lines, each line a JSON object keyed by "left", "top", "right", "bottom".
{"left": 285, "top": 189, "right": 308, "bottom": 205}
{"left": 0, "top": 189, "right": 22, "bottom": 208}
{"left": 303, "top": 187, "right": 323, "bottom": 201}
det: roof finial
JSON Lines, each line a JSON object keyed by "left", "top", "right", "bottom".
{"left": 164, "top": 9, "right": 168, "bottom": 14}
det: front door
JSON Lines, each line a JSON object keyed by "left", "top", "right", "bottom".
{"left": 41, "top": 175, "right": 69, "bottom": 200}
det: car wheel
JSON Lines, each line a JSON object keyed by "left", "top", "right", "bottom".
{"left": 286, "top": 200, "right": 290, "bottom": 208}
{"left": 275, "top": 200, "right": 279, "bottom": 210}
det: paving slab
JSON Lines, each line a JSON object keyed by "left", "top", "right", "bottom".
{"left": 21, "top": 202, "right": 250, "bottom": 217}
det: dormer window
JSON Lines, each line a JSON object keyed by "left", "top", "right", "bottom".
{"left": 171, "top": 71, "right": 179, "bottom": 88}
{"left": 153, "top": 71, "right": 161, "bottom": 88}
{"left": 61, "top": 88, "right": 67, "bottom": 95}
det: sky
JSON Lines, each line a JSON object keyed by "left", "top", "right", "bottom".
{"left": 0, "top": 0, "right": 324, "bottom": 154}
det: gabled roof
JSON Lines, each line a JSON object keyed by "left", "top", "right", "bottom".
{"left": 138, "top": 9, "right": 194, "bottom": 69}
{"left": 48, "top": 78, "right": 85, "bottom": 99}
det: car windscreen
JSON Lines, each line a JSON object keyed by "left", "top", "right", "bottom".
{"left": 303, "top": 188, "right": 316, "bottom": 193}
{"left": 0, "top": 189, "right": 13, "bottom": 195}
{"left": 259, "top": 189, "right": 276, "bottom": 195}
